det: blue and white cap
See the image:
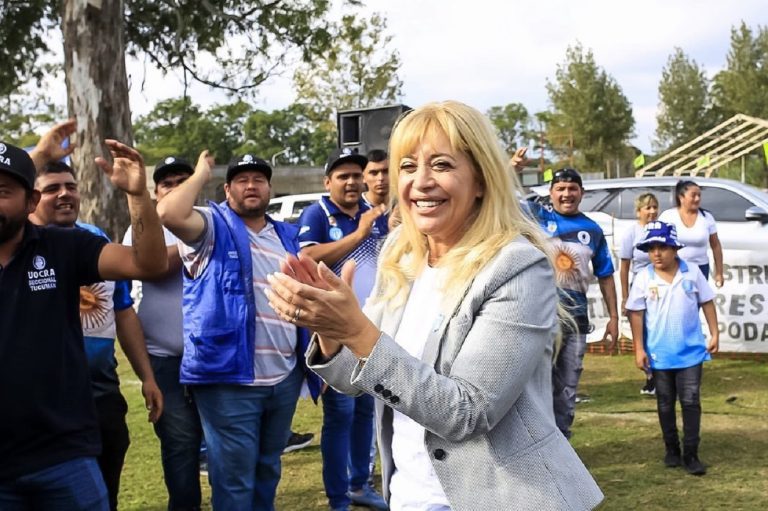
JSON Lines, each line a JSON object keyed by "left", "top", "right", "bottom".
{"left": 635, "top": 221, "right": 685, "bottom": 252}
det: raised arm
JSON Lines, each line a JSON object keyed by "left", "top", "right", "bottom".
{"left": 301, "top": 205, "right": 385, "bottom": 265}
{"left": 156, "top": 150, "right": 212, "bottom": 244}
{"left": 96, "top": 140, "right": 167, "bottom": 280}
{"left": 28, "top": 119, "right": 76, "bottom": 170}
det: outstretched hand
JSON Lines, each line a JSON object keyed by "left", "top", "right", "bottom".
{"left": 34, "top": 119, "right": 77, "bottom": 162}
{"left": 95, "top": 140, "right": 147, "bottom": 196}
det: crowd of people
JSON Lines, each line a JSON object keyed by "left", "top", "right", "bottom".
{"left": 0, "top": 100, "right": 723, "bottom": 511}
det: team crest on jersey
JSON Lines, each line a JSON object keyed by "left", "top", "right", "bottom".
{"left": 577, "top": 230, "right": 591, "bottom": 245}
{"left": 547, "top": 221, "right": 557, "bottom": 233}
{"left": 329, "top": 227, "right": 343, "bottom": 240}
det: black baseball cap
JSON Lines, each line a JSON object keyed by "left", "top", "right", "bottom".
{"left": 325, "top": 147, "right": 368, "bottom": 176}
{"left": 550, "top": 167, "right": 583, "bottom": 188}
{"left": 152, "top": 156, "right": 193, "bottom": 185}
{"left": 0, "top": 142, "right": 36, "bottom": 190}
{"left": 227, "top": 154, "right": 272, "bottom": 182}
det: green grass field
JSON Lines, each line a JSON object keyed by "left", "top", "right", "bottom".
{"left": 116, "top": 352, "right": 768, "bottom": 510}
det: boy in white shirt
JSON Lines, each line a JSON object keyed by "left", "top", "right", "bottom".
{"left": 626, "top": 221, "right": 719, "bottom": 476}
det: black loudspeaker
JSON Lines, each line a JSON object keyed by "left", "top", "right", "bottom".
{"left": 336, "top": 104, "right": 410, "bottom": 155}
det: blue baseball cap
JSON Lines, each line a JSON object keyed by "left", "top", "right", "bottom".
{"left": 635, "top": 221, "right": 686, "bottom": 252}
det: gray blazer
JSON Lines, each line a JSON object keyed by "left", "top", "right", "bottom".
{"left": 308, "top": 236, "right": 604, "bottom": 510}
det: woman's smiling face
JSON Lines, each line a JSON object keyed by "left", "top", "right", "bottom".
{"left": 397, "top": 130, "right": 483, "bottom": 252}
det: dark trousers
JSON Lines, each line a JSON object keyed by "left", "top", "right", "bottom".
{"left": 653, "top": 364, "right": 703, "bottom": 449}
{"left": 94, "top": 392, "right": 130, "bottom": 511}
{"left": 150, "top": 355, "right": 203, "bottom": 511}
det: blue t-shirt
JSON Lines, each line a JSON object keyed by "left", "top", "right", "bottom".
{"left": 298, "top": 196, "right": 388, "bottom": 304}
{"left": 529, "top": 202, "right": 614, "bottom": 318}
{"left": 76, "top": 222, "right": 133, "bottom": 399}
{"left": 625, "top": 259, "right": 715, "bottom": 370}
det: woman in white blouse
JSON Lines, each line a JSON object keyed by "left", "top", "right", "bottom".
{"left": 659, "top": 180, "right": 724, "bottom": 288}
{"left": 619, "top": 192, "right": 659, "bottom": 395}
{"left": 266, "top": 101, "right": 603, "bottom": 510}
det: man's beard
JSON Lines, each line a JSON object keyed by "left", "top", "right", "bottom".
{"left": 0, "top": 212, "right": 27, "bottom": 244}
{"left": 230, "top": 197, "right": 266, "bottom": 219}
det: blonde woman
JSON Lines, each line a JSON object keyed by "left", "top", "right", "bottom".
{"left": 266, "top": 101, "right": 603, "bottom": 510}
{"left": 619, "top": 193, "right": 659, "bottom": 395}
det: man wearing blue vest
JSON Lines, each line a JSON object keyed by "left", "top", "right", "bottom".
{"left": 157, "top": 151, "right": 321, "bottom": 511}
{"left": 297, "top": 148, "right": 388, "bottom": 511}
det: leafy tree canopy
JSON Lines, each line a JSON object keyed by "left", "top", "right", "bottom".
{"left": 293, "top": 12, "right": 403, "bottom": 121}
{"left": 712, "top": 22, "right": 768, "bottom": 120}
{"left": 486, "top": 103, "right": 530, "bottom": 155}
{"left": 546, "top": 43, "right": 635, "bottom": 170}
{"left": 133, "top": 97, "right": 252, "bottom": 164}
{"left": 655, "top": 47, "right": 714, "bottom": 151}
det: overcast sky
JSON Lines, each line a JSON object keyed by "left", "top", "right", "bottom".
{"left": 124, "top": 0, "right": 768, "bottom": 153}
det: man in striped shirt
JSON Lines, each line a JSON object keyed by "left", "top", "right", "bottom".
{"left": 157, "top": 151, "right": 320, "bottom": 511}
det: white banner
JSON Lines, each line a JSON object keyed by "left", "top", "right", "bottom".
{"left": 586, "top": 248, "right": 768, "bottom": 353}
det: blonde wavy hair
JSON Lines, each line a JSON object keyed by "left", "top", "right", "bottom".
{"left": 374, "top": 100, "right": 556, "bottom": 309}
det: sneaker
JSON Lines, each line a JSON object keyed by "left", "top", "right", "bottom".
{"left": 575, "top": 394, "right": 591, "bottom": 404}
{"left": 640, "top": 379, "right": 656, "bottom": 395}
{"left": 284, "top": 431, "right": 314, "bottom": 453}
{"left": 348, "top": 485, "right": 388, "bottom": 510}
{"left": 683, "top": 451, "right": 706, "bottom": 476}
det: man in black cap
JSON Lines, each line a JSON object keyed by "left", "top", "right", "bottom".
{"left": 30, "top": 157, "right": 163, "bottom": 511}
{"left": 0, "top": 120, "right": 167, "bottom": 510}
{"left": 123, "top": 156, "right": 202, "bottom": 511}
{"left": 297, "top": 147, "right": 388, "bottom": 511}
{"left": 528, "top": 167, "right": 618, "bottom": 440}
{"left": 156, "top": 152, "right": 321, "bottom": 510}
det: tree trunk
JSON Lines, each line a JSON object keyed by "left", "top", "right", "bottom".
{"left": 62, "top": 0, "right": 133, "bottom": 240}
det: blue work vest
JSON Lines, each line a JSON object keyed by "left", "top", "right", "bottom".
{"left": 180, "top": 201, "right": 321, "bottom": 400}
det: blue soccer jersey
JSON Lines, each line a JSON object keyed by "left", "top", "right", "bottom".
{"left": 76, "top": 222, "right": 133, "bottom": 398}
{"left": 626, "top": 260, "right": 715, "bottom": 370}
{"left": 529, "top": 202, "right": 614, "bottom": 318}
{"left": 298, "top": 196, "right": 388, "bottom": 304}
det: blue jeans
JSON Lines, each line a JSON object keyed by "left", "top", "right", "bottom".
{"left": 552, "top": 332, "right": 587, "bottom": 439}
{"left": 321, "top": 388, "right": 375, "bottom": 508}
{"left": 654, "top": 364, "right": 703, "bottom": 449}
{"left": 0, "top": 457, "right": 108, "bottom": 511}
{"left": 193, "top": 365, "right": 302, "bottom": 511}
{"left": 150, "top": 355, "right": 203, "bottom": 511}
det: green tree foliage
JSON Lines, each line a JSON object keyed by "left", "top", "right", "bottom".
{"left": 712, "top": 22, "right": 768, "bottom": 120}
{"left": 1, "top": 0, "right": 342, "bottom": 236}
{"left": 486, "top": 103, "right": 530, "bottom": 155}
{"left": 293, "top": 12, "right": 403, "bottom": 158}
{"left": 294, "top": 13, "right": 403, "bottom": 118}
{"left": 134, "top": 97, "right": 251, "bottom": 163}
{"left": 655, "top": 48, "right": 714, "bottom": 151}
{"left": 0, "top": 86, "right": 65, "bottom": 147}
{"left": 0, "top": 1, "right": 54, "bottom": 96}
{"left": 239, "top": 104, "right": 336, "bottom": 166}
{"left": 546, "top": 43, "right": 635, "bottom": 170}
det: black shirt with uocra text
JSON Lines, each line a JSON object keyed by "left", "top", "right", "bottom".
{"left": 0, "top": 222, "right": 107, "bottom": 480}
